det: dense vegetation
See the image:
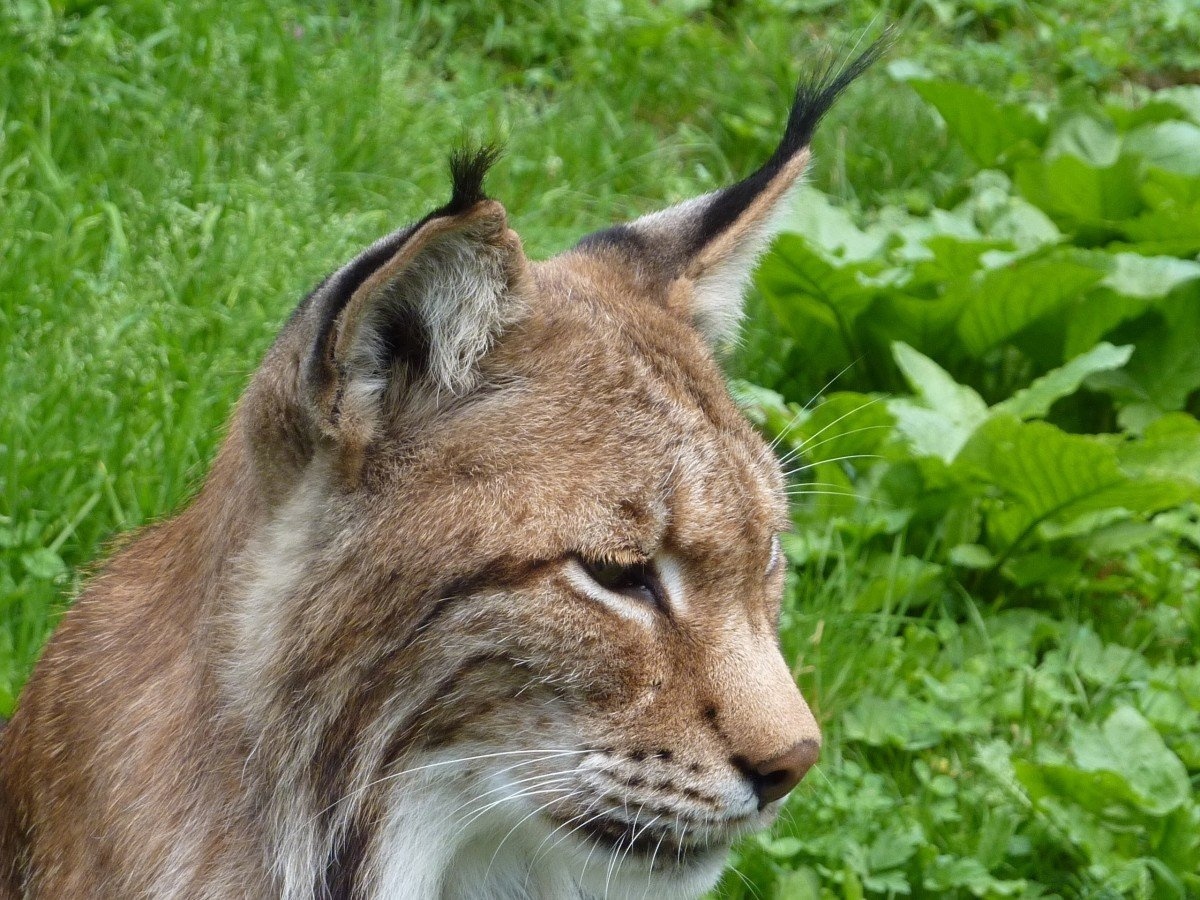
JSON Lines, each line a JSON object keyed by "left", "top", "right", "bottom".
{"left": 3, "top": 1, "right": 1198, "bottom": 896}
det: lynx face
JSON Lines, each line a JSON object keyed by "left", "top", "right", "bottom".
{"left": 237, "top": 250, "right": 819, "bottom": 897}
{"left": 0, "top": 43, "right": 882, "bottom": 900}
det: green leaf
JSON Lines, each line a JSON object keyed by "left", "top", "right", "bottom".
{"left": 955, "top": 255, "right": 1105, "bottom": 354}
{"left": 1099, "top": 252, "right": 1200, "bottom": 299}
{"left": 760, "top": 835, "right": 805, "bottom": 858}
{"left": 21, "top": 548, "right": 67, "bottom": 580}
{"left": 1046, "top": 115, "right": 1121, "bottom": 167}
{"left": 1070, "top": 706, "right": 1191, "bottom": 816}
{"left": 1119, "top": 414, "right": 1200, "bottom": 483}
{"left": 924, "top": 855, "right": 1024, "bottom": 896}
{"left": 910, "top": 80, "right": 1046, "bottom": 167}
{"left": 954, "top": 416, "right": 1198, "bottom": 550}
{"left": 775, "top": 186, "right": 886, "bottom": 262}
{"left": 1123, "top": 285, "right": 1200, "bottom": 411}
{"left": 948, "top": 543, "right": 996, "bottom": 569}
{"left": 866, "top": 824, "right": 923, "bottom": 870}
{"left": 995, "top": 342, "right": 1133, "bottom": 420}
{"left": 757, "top": 234, "right": 874, "bottom": 371}
{"left": 1123, "top": 121, "right": 1200, "bottom": 175}
{"left": 1013, "top": 153, "right": 1143, "bottom": 232}
{"left": 888, "top": 342, "right": 988, "bottom": 462}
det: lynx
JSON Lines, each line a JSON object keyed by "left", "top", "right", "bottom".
{"left": 0, "top": 45, "right": 880, "bottom": 900}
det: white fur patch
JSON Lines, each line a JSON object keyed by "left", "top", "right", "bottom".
{"left": 352, "top": 227, "right": 520, "bottom": 402}
{"left": 562, "top": 559, "right": 656, "bottom": 628}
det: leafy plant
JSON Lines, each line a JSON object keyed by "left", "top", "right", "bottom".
{"left": 727, "top": 70, "right": 1200, "bottom": 899}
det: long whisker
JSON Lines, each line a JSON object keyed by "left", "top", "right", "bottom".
{"left": 616, "top": 813, "right": 661, "bottom": 895}
{"left": 777, "top": 397, "right": 886, "bottom": 466}
{"left": 446, "top": 767, "right": 577, "bottom": 822}
{"left": 481, "top": 787, "right": 582, "bottom": 886}
{"left": 525, "top": 794, "right": 609, "bottom": 885}
{"left": 785, "top": 489, "right": 860, "bottom": 499}
{"left": 605, "top": 803, "right": 644, "bottom": 900}
{"left": 766, "top": 357, "right": 864, "bottom": 451}
{"left": 641, "top": 826, "right": 670, "bottom": 900}
{"left": 674, "top": 821, "right": 689, "bottom": 871}
{"left": 783, "top": 452, "right": 883, "bottom": 478}
{"left": 783, "top": 480, "right": 858, "bottom": 491}
{"left": 783, "top": 424, "right": 892, "bottom": 465}
{"left": 311, "top": 748, "right": 589, "bottom": 825}
{"left": 454, "top": 779, "right": 576, "bottom": 838}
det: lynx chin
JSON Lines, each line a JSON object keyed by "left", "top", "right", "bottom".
{"left": 0, "top": 42, "right": 882, "bottom": 900}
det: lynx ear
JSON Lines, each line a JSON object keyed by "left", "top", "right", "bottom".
{"left": 575, "top": 40, "right": 885, "bottom": 346}
{"left": 302, "top": 148, "right": 529, "bottom": 443}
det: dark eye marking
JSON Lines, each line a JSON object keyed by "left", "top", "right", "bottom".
{"left": 577, "top": 557, "right": 666, "bottom": 611}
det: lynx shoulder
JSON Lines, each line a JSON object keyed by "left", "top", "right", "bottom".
{"left": 0, "top": 44, "right": 881, "bottom": 900}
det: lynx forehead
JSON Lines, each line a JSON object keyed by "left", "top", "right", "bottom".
{"left": 0, "top": 43, "right": 882, "bottom": 900}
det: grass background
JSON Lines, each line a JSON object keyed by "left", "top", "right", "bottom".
{"left": 3, "top": 1, "right": 1199, "bottom": 897}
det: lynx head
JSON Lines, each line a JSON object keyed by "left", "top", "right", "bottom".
{"left": 231, "top": 44, "right": 882, "bottom": 900}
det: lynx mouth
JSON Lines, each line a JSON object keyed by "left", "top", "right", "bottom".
{"left": 571, "top": 814, "right": 729, "bottom": 870}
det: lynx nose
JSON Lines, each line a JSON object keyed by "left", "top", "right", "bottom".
{"left": 743, "top": 738, "right": 820, "bottom": 808}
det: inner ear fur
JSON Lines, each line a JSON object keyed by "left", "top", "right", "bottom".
{"left": 240, "top": 149, "right": 530, "bottom": 497}
{"left": 306, "top": 201, "right": 530, "bottom": 445}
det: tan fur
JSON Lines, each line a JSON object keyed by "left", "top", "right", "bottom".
{"left": 0, "top": 87, "right": 842, "bottom": 897}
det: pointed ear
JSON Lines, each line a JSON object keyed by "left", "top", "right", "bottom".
{"left": 303, "top": 147, "right": 529, "bottom": 443}
{"left": 575, "top": 39, "right": 886, "bottom": 347}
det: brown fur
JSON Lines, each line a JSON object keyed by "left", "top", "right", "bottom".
{"left": 0, "top": 49, "right": 883, "bottom": 898}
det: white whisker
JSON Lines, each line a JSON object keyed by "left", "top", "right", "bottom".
{"left": 777, "top": 396, "right": 886, "bottom": 465}
{"left": 783, "top": 452, "right": 883, "bottom": 478}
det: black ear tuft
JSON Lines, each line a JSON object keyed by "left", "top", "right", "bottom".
{"left": 440, "top": 144, "right": 503, "bottom": 217}
{"left": 694, "top": 33, "right": 890, "bottom": 252}
{"left": 774, "top": 34, "right": 892, "bottom": 167}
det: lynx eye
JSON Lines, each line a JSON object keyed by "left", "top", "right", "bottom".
{"left": 578, "top": 557, "right": 665, "bottom": 609}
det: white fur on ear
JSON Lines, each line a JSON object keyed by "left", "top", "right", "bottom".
{"left": 628, "top": 149, "right": 810, "bottom": 348}
{"left": 684, "top": 174, "right": 806, "bottom": 347}
{"left": 349, "top": 220, "right": 522, "bottom": 398}
{"left": 303, "top": 202, "right": 529, "bottom": 447}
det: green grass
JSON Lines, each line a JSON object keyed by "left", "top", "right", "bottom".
{"left": 4, "top": 1, "right": 1200, "bottom": 897}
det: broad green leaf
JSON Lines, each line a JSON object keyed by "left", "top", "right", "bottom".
{"left": 1119, "top": 414, "right": 1200, "bottom": 483}
{"left": 956, "top": 255, "right": 1104, "bottom": 354}
{"left": 1126, "top": 169, "right": 1200, "bottom": 254}
{"left": 1122, "top": 285, "right": 1200, "bottom": 411}
{"left": 761, "top": 836, "right": 804, "bottom": 858}
{"left": 924, "top": 855, "right": 1025, "bottom": 896}
{"left": 1062, "top": 254, "right": 1200, "bottom": 358}
{"left": 1155, "top": 85, "right": 1200, "bottom": 125}
{"left": 1123, "top": 121, "right": 1200, "bottom": 175}
{"left": 948, "top": 543, "right": 995, "bottom": 569}
{"left": 757, "top": 234, "right": 874, "bottom": 372}
{"left": 861, "top": 290, "right": 966, "bottom": 360}
{"left": 1014, "top": 759, "right": 1147, "bottom": 818}
{"left": 1046, "top": 115, "right": 1121, "bottom": 167}
{"left": 866, "top": 824, "right": 922, "bottom": 870}
{"left": 21, "top": 548, "right": 66, "bottom": 580}
{"left": 1070, "top": 706, "right": 1191, "bottom": 816}
{"left": 910, "top": 80, "right": 1046, "bottom": 167}
{"left": 776, "top": 186, "right": 886, "bottom": 262}
{"left": 1013, "top": 153, "right": 1143, "bottom": 232}
{"left": 954, "top": 416, "right": 1198, "bottom": 549}
{"left": 888, "top": 342, "right": 988, "bottom": 462}
{"left": 995, "top": 342, "right": 1133, "bottom": 420}
{"left": 1100, "top": 252, "right": 1200, "bottom": 299}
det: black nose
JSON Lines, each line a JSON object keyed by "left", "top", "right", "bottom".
{"left": 740, "top": 738, "right": 820, "bottom": 808}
